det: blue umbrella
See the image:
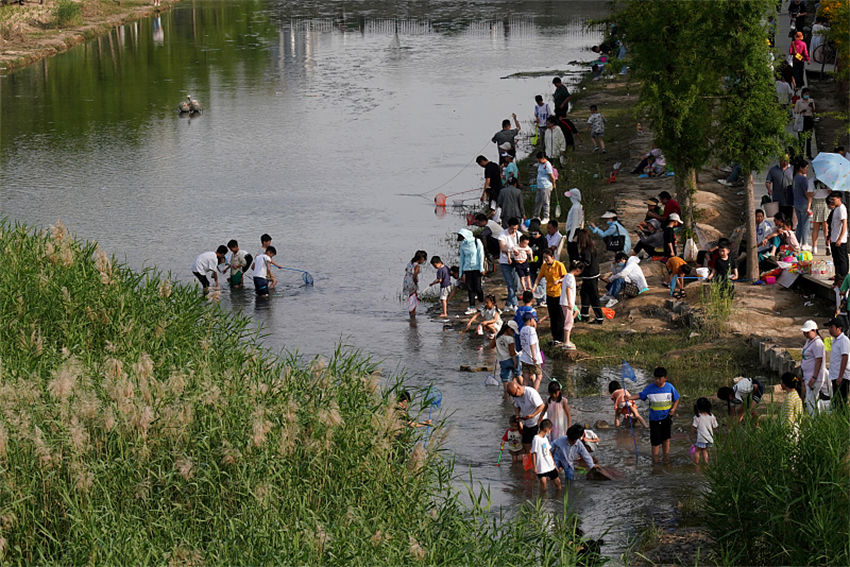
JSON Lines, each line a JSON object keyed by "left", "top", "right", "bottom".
{"left": 812, "top": 153, "right": 850, "bottom": 192}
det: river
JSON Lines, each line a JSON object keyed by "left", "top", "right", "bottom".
{"left": 0, "top": 0, "right": 703, "bottom": 557}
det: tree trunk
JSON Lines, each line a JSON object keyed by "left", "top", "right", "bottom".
{"left": 745, "top": 171, "right": 759, "bottom": 281}
{"left": 675, "top": 167, "right": 697, "bottom": 232}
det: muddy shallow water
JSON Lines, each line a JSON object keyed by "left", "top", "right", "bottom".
{"left": 0, "top": 0, "right": 707, "bottom": 556}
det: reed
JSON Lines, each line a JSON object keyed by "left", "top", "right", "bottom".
{"left": 0, "top": 221, "right": 602, "bottom": 565}
{"left": 703, "top": 409, "right": 850, "bottom": 566}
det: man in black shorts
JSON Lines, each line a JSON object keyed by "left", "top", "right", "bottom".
{"left": 507, "top": 381, "right": 546, "bottom": 453}
{"left": 629, "top": 367, "right": 680, "bottom": 461}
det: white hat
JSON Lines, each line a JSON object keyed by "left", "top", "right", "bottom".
{"left": 801, "top": 320, "right": 818, "bottom": 332}
{"left": 601, "top": 211, "right": 617, "bottom": 219}
{"left": 668, "top": 213, "right": 682, "bottom": 223}
{"left": 499, "top": 142, "right": 513, "bottom": 150}
{"left": 564, "top": 187, "right": 581, "bottom": 199}
{"left": 506, "top": 320, "right": 519, "bottom": 332}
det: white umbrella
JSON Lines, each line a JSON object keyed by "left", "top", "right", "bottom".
{"left": 811, "top": 152, "right": 850, "bottom": 192}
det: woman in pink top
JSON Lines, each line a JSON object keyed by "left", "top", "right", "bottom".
{"left": 789, "top": 31, "right": 809, "bottom": 91}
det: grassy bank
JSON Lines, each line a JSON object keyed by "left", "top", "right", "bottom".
{"left": 0, "top": 221, "right": 603, "bottom": 565}
{"left": 0, "top": 0, "right": 175, "bottom": 73}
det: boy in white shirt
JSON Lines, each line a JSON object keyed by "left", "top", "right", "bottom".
{"left": 251, "top": 246, "right": 277, "bottom": 297}
{"left": 560, "top": 260, "right": 585, "bottom": 350}
{"left": 531, "top": 419, "right": 561, "bottom": 491}
{"left": 827, "top": 317, "right": 850, "bottom": 408}
{"left": 519, "top": 313, "right": 543, "bottom": 389}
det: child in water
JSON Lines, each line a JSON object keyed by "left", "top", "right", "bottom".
{"left": 531, "top": 419, "right": 561, "bottom": 491}
{"left": 500, "top": 416, "right": 524, "bottom": 464}
{"left": 690, "top": 397, "right": 718, "bottom": 465}
{"left": 546, "top": 380, "right": 572, "bottom": 440}
{"left": 608, "top": 381, "right": 648, "bottom": 428}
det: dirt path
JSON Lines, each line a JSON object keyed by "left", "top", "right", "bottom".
{"left": 0, "top": 0, "right": 178, "bottom": 73}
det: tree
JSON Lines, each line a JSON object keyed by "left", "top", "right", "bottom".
{"left": 714, "top": 0, "right": 790, "bottom": 281}
{"left": 615, "top": 0, "right": 720, "bottom": 231}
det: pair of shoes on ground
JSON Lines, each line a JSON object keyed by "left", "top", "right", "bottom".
{"left": 605, "top": 298, "right": 619, "bottom": 308}
{"left": 464, "top": 307, "right": 477, "bottom": 315}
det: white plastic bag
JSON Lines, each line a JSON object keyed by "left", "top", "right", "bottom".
{"left": 683, "top": 238, "right": 698, "bottom": 262}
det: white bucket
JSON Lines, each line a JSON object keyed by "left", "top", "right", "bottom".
{"left": 695, "top": 267, "right": 710, "bottom": 281}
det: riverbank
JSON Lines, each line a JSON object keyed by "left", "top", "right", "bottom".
{"left": 0, "top": 0, "right": 176, "bottom": 73}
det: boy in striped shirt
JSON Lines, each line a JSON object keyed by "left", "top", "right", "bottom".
{"left": 629, "top": 367, "right": 680, "bottom": 461}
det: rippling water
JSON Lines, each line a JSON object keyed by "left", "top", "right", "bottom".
{"left": 0, "top": 0, "right": 704, "bottom": 555}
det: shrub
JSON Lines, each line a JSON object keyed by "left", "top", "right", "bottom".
{"left": 53, "top": 0, "right": 82, "bottom": 28}
{"left": 704, "top": 409, "right": 850, "bottom": 565}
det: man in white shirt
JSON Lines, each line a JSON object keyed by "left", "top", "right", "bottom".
{"left": 543, "top": 116, "right": 566, "bottom": 166}
{"left": 192, "top": 245, "right": 227, "bottom": 294}
{"left": 507, "top": 380, "right": 546, "bottom": 453}
{"left": 498, "top": 218, "right": 521, "bottom": 311}
{"left": 827, "top": 317, "right": 850, "bottom": 409}
{"left": 828, "top": 192, "right": 848, "bottom": 280}
{"left": 545, "top": 219, "right": 564, "bottom": 252}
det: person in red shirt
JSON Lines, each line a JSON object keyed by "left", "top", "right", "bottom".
{"left": 647, "top": 191, "right": 681, "bottom": 222}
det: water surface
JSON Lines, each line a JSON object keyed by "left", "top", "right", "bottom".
{"left": 0, "top": 0, "right": 702, "bottom": 555}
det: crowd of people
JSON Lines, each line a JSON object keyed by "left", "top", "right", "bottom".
{"left": 399, "top": 3, "right": 846, "bottom": 484}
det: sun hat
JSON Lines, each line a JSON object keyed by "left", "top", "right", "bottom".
{"left": 668, "top": 213, "right": 682, "bottom": 223}
{"left": 645, "top": 198, "right": 659, "bottom": 206}
{"left": 499, "top": 142, "right": 513, "bottom": 150}
{"left": 601, "top": 211, "right": 618, "bottom": 219}
{"left": 506, "top": 320, "right": 519, "bottom": 332}
{"left": 800, "top": 319, "right": 818, "bottom": 332}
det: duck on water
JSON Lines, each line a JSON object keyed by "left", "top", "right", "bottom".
{"left": 177, "top": 95, "right": 202, "bottom": 114}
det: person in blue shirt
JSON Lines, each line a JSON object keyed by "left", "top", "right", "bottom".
{"left": 513, "top": 290, "right": 541, "bottom": 348}
{"left": 588, "top": 210, "right": 631, "bottom": 253}
{"left": 501, "top": 153, "right": 519, "bottom": 185}
{"left": 552, "top": 424, "right": 596, "bottom": 481}
{"left": 629, "top": 367, "right": 680, "bottom": 460}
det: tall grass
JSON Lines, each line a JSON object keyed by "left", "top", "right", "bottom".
{"left": 697, "top": 280, "right": 734, "bottom": 336}
{"left": 703, "top": 410, "right": 850, "bottom": 566}
{"left": 0, "top": 221, "right": 602, "bottom": 565}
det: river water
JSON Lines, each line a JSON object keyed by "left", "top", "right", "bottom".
{"left": 0, "top": 0, "right": 703, "bottom": 556}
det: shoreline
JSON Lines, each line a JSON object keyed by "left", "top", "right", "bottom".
{"left": 0, "top": 0, "right": 178, "bottom": 74}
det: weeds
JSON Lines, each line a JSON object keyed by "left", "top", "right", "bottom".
{"left": 697, "top": 280, "right": 734, "bottom": 336}
{"left": 570, "top": 329, "right": 759, "bottom": 399}
{"left": 0, "top": 221, "right": 602, "bottom": 564}
{"left": 704, "top": 410, "right": 850, "bottom": 565}
{"left": 53, "top": 0, "right": 81, "bottom": 27}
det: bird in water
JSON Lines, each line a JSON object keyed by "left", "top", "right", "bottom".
{"left": 177, "top": 95, "right": 202, "bottom": 114}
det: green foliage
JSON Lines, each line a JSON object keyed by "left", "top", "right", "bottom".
{"left": 0, "top": 221, "right": 602, "bottom": 565}
{"left": 53, "top": 0, "right": 82, "bottom": 28}
{"left": 697, "top": 280, "right": 734, "bottom": 337}
{"left": 614, "top": 0, "right": 719, "bottom": 227}
{"left": 713, "top": 0, "right": 789, "bottom": 172}
{"left": 704, "top": 410, "right": 850, "bottom": 565}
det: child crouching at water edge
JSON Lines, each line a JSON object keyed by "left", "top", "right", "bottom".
{"left": 531, "top": 419, "right": 562, "bottom": 491}
{"left": 463, "top": 294, "right": 502, "bottom": 339}
{"left": 608, "top": 381, "right": 648, "bottom": 428}
{"left": 690, "top": 397, "right": 718, "bottom": 465}
{"left": 492, "top": 320, "right": 520, "bottom": 396}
